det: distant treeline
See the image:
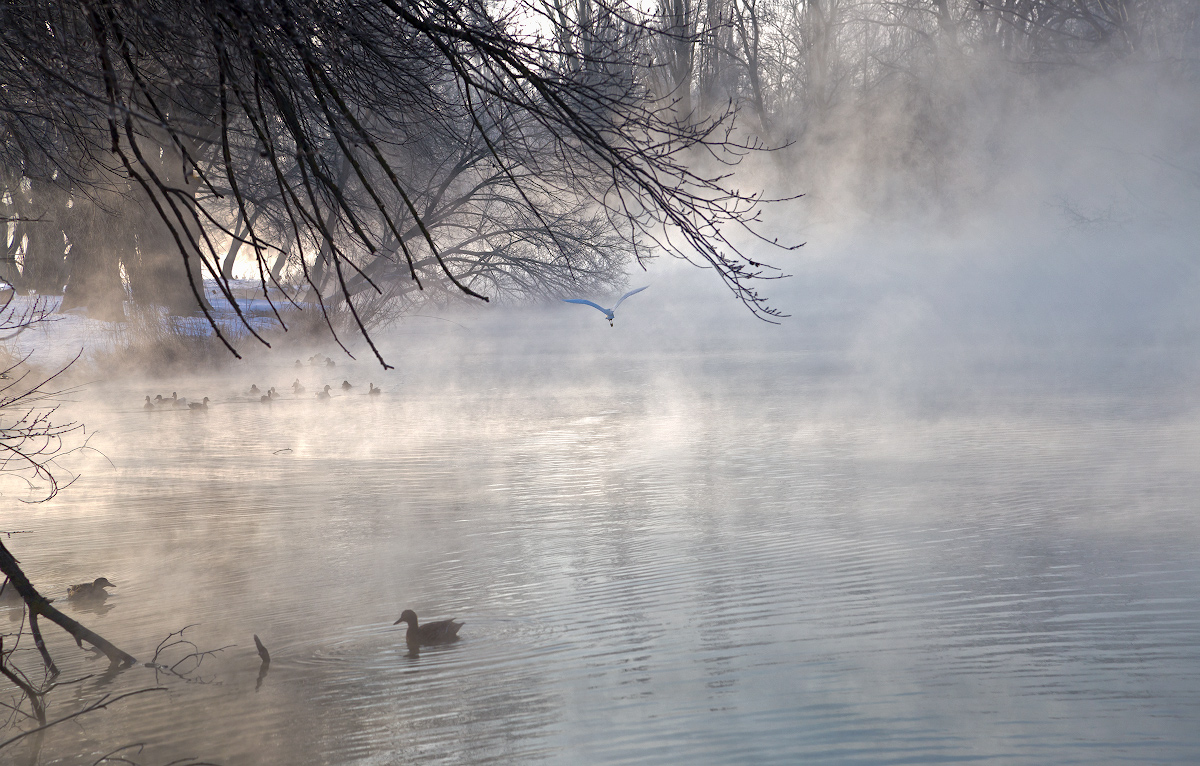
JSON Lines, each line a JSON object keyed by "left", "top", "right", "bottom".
{"left": 0, "top": 0, "right": 1192, "bottom": 341}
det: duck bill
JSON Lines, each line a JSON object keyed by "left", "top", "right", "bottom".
{"left": 393, "top": 617, "right": 404, "bottom": 625}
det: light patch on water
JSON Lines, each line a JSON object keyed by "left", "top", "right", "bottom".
{"left": 3, "top": 337, "right": 1200, "bottom": 765}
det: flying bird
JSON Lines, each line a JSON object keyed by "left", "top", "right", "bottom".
{"left": 562, "top": 286, "right": 648, "bottom": 326}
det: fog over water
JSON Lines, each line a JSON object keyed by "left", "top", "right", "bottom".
{"left": 5, "top": 72, "right": 1200, "bottom": 764}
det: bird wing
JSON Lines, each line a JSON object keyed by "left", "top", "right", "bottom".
{"left": 562, "top": 298, "right": 610, "bottom": 314}
{"left": 612, "top": 285, "right": 648, "bottom": 311}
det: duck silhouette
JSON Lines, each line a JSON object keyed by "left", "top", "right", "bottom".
{"left": 316, "top": 385, "right": 332, "bottom": 400}
{"left": 249, "top": 384, "right": 261, "bottom": 396}
{"left": 393, "top": 609, "right": 463, "bottom": 648}
{"left": 189, "top": 397, "right": 210, "bottom": 411}
{"left": 341, "top": 380, "right": 353, "bottom": 391}
{"left": 368, "top": 383, "right": 381, "bottom": 396}
{"left": 143, "top": 396, "right": 155, "bottom": 410}
{"left": 67, "top": 577, "right": 115, "bottom": 601}
{"left": 292, "top": 379, "right": 305, "bottom": 394}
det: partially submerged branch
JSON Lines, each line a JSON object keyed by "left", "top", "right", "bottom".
{"left": 0, "top": 540, "right": 138, "bottom": 667}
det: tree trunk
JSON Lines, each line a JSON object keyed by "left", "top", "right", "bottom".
{"left": 123, "top": 132, "right": 213, "bottom": 316}
{"left": 16, "top": 179, "right": 69, "bottom": 295}
{"left": 58, "top": 195, "right": 130, "bottom": 322}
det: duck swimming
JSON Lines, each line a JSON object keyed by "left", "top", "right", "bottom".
{"left": 292, "top": 379, "right": 306, "bottom": 394}
{"left": 369, "top": 383, "right": 381, "bottom": 396}
{"left": 189, "top": 397, "right": 210, "bottom": 410}
{"left": 341, "top": 380, "right": 353, "bottom": 391}
{"left": 393, "top": 610, "right": 463, "bottom": 648}
{"left": 67, "top": 577, "right": 115, "bottom": 601}
{"left": 143, "top": 396, "right": 155, "bottom": 410}
{"left": 316, "top": 385, "right": 332, "bottom": 400}
{"left": 250, "top": 384, "right": 261, "bottom": 396}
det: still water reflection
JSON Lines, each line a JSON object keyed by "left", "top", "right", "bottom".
{"left": 4, "top": 342, "right": 1200, "bottom": 764}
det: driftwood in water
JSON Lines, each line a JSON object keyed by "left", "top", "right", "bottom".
{"left": 0, "top": 636, "right": 46, "bottom": 724}
{"left": 253, "top": 634, "right": 270, "bottom": 665}
{"left": 253, "top": 634, "right": 270, "bottom": 691}
{"left": 0, "top": 539, "right": 137, "bottom": 667}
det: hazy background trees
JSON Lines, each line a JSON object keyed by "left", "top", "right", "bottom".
{"left": 0, "top": 0, "right": 1195, "bottom": 360}
{"left": 1, "top": 0, "right": 795, "bottom": 366}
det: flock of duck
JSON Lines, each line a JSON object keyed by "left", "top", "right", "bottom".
{"left": 141, "top": 362, "right": 383, "bottom": 411}
{"left": 143, "top": 392, "right": 210, "bottom": 411}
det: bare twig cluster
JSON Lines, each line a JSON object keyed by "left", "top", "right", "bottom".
{"left": 1, "top": 0, "right": 800, "bottom": 366}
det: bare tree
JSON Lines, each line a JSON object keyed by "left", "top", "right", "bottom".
{"left": 0, "top": 0, "right": 797, "bottom": 367}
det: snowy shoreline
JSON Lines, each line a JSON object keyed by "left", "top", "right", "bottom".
{"left": 3, "top": 279, "right": 305, "bottom": 375}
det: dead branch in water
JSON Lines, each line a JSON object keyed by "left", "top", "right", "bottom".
{"left": 0, "top": 541, "right": 138, "bottom": 667}
{"left": 144, "top": 625, "right": 234, "bottom": 684}
{"left": 0, "top": 687, "right": 167, "bottom": 751}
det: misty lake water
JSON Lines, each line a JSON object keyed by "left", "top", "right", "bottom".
{"left": 5, "top": 314, "right": 1200, "bottom": 765}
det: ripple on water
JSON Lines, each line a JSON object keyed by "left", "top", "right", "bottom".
{"left": 5, "top": 356, "right": 1200, "bottom": 765}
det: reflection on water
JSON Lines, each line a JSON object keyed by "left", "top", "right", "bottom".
{"left": 3, "top": 342, "right": 1200, "bottom": 765}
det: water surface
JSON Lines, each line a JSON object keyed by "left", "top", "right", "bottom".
{"left": 4, "top": 330, "right": 1200, "bottom": 765}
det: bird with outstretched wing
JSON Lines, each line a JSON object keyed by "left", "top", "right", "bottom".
{"left": 563, "top": 286, "right": 648, "bottom": 326}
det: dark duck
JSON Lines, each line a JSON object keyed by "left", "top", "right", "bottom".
{"left": 67, "top": 577, "right": 115, "bottom": 601}
{"left": 394, "top": 609, "right": 463, "bottom": 648}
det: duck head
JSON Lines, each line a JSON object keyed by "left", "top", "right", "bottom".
{"left": 93, "top": 577, "right": 115, "bottom": 589}
{"left": 394, "top": 609, "right": 418, "bottom": 627}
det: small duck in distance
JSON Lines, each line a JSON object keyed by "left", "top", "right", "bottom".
{"left": 341, "top": 380, "right": 353, "bottom": 391}
{"left": 67, "top": 577, "right": 115, "bottom": 601}
{"left": 369, "top": 383, "right": 381, "bottom": 396}
{"left": 249, "top": 384, "right": 261, "bottom": 396}
{"left": 394, "top": 609, "right": 463, "bottom": 648}
{"left": 326, "top": 359, "right": 336, "bottom": 368}
{"left": 562, "top": 285, "right": 648, "bottom": 327}
{"left": 295, "top": 359, "right": 303, "bottom": 368}
{"left": 260, "top": 394, "right": 272, "bottom": 404}
{"left": 143, "top": 396, "right": 155, "bottom": 411}
{"left": 292, "top": 379, "right": 305, "bottom": 394}
{"left": 188, "top": 397, "right": 210, "bottom": 411}
{"left": 316, "top": 385, "right": 332, "bottom": 400}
